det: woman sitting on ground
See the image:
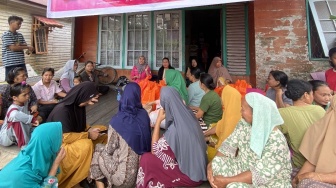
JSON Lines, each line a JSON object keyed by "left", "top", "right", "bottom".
{"left": 1, "top": 67, "right": 38, "bottom": 120}
{"left": 131, "top": 56, "right": 152, "bottom": 83}
{"left": 309, "top": 80, "right": 332, "bottom": 111}
{"left": 208, "top": 57, "right": 232, "bottom": 85}
{"left": 186, "top": 58, "right": 203, "bottom": 78}
{"left": 204, "top": 85, "right": 241, "bottom": 161}
{"left": 293, "top": 95, "right": 336, "bottom": 187}
{"left": 157, "top": 57, "right": 174, "bottom": 81}
{"left": 190, "top": 73, "right": 222, "bottom": 161}
{"left": 208, "top": 92, "right": 292, "bottom": 187}
{"left": 164, "top": 69, "right": 189, "bottom": 104}
{"left": 136, "top": 86, "right": 207, "bottom": 187}
{"left": 190, "top": 73, "right": 222, "bottom": 128}
{"left": 90, "top": 83, "right": 151, "bottom": 188}
{"left": 266, "top": 70, "right": 293, "bottom": 108}
{"left": 279, "top": 79, "right": 325, "bottom": 172}
{"left": 187, "top": 68, "right": 205, "bottom": 107}
{"left": 148, "top": 69, "right": 189, "bottom": 127}
{"left": 47, "top": 82, "right": 106, "bottom": 188}
{"left": 60, "top": 59, "right": 78, "bottom": 93}
{"left": 80, "top": 61, "right": 109, "bottom": 95}
{"left": 185, "top": 58, "right": 203, "bottom": 87}
{"left": 32, "top": 68, "right": 66, "bottom": 123}
{"left": 0, "top": 122, "right": 66, "bottom": 188}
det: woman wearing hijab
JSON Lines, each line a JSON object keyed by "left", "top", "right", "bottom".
{"left": 136, "top": 87, "right": 207, "bottom": 187}
{"left": 148, "top": 69, "right": 189, "bottom": 128}
{"left": 292, "top": 95, "right": 336, "bottom": 187}
{"left": 208, "top": 57, "right": 232, "bottom": 85}
{"left": 0, "top": 122, "right": 65, "bottom": 188}
{"left": 89, "top": 83, "right": 151, "bottom": 188}
{"left": 204, "top": 85, "right": 242, "bottom": 161}
{"left": 60, "top": 59, "right": 78, "bottom": 93}
{"left": 185, "top": 58, "right": 203, "bottom": 87}
{"left": 130, "top": 56, "right": 152, "bottom": 83}
{"left": 164, "top": 69, "right": 189, "bottom": 104}
{"left": 186, "top": 58, "right": 203, "bottom": 78}
{"left": 208, "top": 93, "right": 292, "bottom": 187}
{"left": 47, "top": 82, "right": 104, "bottom": 188}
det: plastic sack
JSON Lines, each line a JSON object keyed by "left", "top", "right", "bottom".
{"left": 229, "top": 79, "right": 252, "bottom": 97}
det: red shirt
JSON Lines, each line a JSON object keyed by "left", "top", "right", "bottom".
{"left": 325, "top": 68, "right": 336, "bottom": 91}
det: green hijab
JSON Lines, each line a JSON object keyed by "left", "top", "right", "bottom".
{"left": 0, "top": 122, "right": 62, "bottom": 188}
{"left": 245, "top": 93, "right": 284, "bottom": 158}
{"left": 164, "top": 69, "right": 189, "bottom": 104}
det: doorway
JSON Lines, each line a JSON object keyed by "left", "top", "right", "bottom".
{"left": 185, "top": 9, "right": 221, "bottom": 72}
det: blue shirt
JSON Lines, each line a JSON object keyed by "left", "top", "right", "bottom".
{"left": 188, "top": 80, "right": 205, "bottom": 107}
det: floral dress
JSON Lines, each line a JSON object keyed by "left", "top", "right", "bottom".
{"left": 212, "top": 120, "right": 292, "bottom": 188}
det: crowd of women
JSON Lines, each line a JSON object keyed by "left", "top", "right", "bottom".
{"left": 0, "top": 47, "right": 336, "bottom": 188}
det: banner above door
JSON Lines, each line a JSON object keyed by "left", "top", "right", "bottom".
{"left": 47, "top": 0, "right": 252, "bottom": 18}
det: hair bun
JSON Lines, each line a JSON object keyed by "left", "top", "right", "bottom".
{"left": 284, "top": 90, "right": 291, "bottom": 98}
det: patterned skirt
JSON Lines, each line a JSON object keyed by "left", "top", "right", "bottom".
{"left": 90, "top": 127, "right": 139, "bottom": 188}
{"left": 298, "top": 179, "right": 336, "bottom": 188}
{"left": 136, "top": 137, "right": 202, "bottom": 188}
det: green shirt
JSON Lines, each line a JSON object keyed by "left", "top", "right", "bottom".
{"left": 199, "top": 90, "right": 223, "bottom": 126}
{"left": 279, "top": 105, "right": 325, "bottom": 168}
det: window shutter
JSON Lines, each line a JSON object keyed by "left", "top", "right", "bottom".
{"left": 225, "top": 3, "right": 248, "bottom": 75}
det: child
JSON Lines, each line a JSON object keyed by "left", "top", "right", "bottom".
{"left": 0, "top": 82, "right": 39, "bottom": 148}
{"left": 73, "top": 75, "right": 82, "bottom": 86}
{"left": 325, "top": 47, "right": 336, "bottom": 92}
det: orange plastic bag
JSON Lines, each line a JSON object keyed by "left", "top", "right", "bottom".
{"left": 214, "top": 86, "right": 224, "bottom": 96}
{"left": 139, "top": 78, "right": 166, "bottom": 108}
{"left": 229, "top": 79, "right": 252, "bottom": 97}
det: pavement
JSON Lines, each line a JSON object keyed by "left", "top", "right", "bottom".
{"left": 0, "top": 64, "right": 38, "bottom": 83}
{"left": 0, "top": 145, "right": 20, "bottom": 169}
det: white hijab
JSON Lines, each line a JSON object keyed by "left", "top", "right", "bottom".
{"left": 60, "top": 60, "right": 76, "bottom": 88}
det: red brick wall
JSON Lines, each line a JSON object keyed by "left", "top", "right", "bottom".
{"left": 74, "top": 16, "right": 98, "bottom": 62}
{"left": 253, "top": 0, "right": 328, "bottom": 89}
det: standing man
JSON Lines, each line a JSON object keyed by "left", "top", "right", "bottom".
{"left": 2, "top": 16, "right": 34, "bottom": 79}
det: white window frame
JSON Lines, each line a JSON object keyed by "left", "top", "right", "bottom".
{"left": 153, "top": 11, "right": 183, "bottom": 71}
{"left": 98, "top": 14, "right": 123, "bottom": 68}
{"left": 309, "top": 0, "right": 336, "bottom": 57}
{"left": 125, "top": 12, "right": 152, "bottom": 69}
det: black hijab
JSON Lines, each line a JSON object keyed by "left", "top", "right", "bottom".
{"left": 47, "top": 81, "right": 98, "bottom": 133}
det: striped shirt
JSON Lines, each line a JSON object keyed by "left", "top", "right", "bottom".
{"left": 1, "top": 31, "right": 26, "bottom": 67}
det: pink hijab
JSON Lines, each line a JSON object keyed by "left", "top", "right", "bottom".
{"left": 208, "top": 57, "right": 232, "bottom": 85}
